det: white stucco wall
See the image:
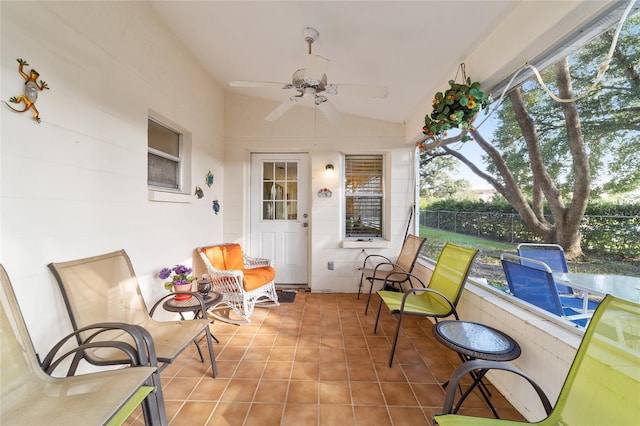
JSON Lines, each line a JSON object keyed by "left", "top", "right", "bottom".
{"left": 1, "top": 1, "right": 225, "bottom": 357}
{"left": 224, "top": 92, "right": 412, "bottom": 292}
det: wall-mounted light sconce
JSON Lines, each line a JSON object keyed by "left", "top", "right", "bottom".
{"left": 325, "top": 164, "right": 335, "bottom": 177}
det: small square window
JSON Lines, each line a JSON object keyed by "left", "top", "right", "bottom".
{"left": 148, "top": 118, "right": 182, "bottom": 191}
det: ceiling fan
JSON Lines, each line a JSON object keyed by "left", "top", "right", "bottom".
{"left": 229, "top": 27, "right": 389, "bottom": 122}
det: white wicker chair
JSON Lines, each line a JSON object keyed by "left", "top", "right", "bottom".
{"left": 198, "top": 244, "right": 279, "bottom": 324}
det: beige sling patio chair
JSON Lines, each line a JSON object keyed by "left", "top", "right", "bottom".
{"left": 358, "top": 234, "right": 427, "bottom": 314}
{"left": 0, "top": 264, "right": 167, "bottom": 425}
{"left": 48, "top": 250, "right": 217, "bottom": 378}
{"left": 198, "top": 243, "right": 279, "bottom": 324}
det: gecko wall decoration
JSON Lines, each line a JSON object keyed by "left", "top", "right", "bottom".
{"left": 4, "top": 58, "right": 50, "bottom": 123}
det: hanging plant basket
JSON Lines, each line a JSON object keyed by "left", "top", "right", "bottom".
{"left": 421, "top": 64, "right": 492, "bottom": 144}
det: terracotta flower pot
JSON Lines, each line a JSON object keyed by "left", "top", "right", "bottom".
{"left": 173, "top": 283, "right": 193, "bottom": 301}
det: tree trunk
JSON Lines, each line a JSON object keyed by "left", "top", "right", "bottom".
{"left": 463, "top": 61, "right": 590, "bottom": 260}
{"left": 555, "top": 58, "right": 591, "bottom": 259}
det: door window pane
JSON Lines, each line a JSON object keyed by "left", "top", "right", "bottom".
{"left": 262, "top": 161, "right": 298, "bottom": 221}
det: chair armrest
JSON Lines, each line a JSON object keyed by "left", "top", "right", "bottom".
{"left": 564, "top": 312, "right": 593, "bottom": 320}
{"left": 437, "top": 359, "right": 552, "bottom": 417}
{"left": 243, "top": 252, "right": 273, "bottom": 268}
{"left": 41, "top": 322, "right": 158, "bottom": 377}
{"left": 395, "top": 281, "right": 459, "bottom": 318}
{"left": 381, "top": 270, "right": 426, "bottom": 288}
{"left": 372, "top": 261, "right": 405, "bottom": 273}
{"left": 376, "top": 262, "right": 425, "bottom": 287}
{"left": 360, "top": 254, "right": 392, "bottom": 269}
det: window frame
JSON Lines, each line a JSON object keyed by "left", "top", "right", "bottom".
{"left": 147, "top": 113, "right": 192, "bottom": 203}
{"left": 343, "top": 154, "right": 386, "bottom": 239}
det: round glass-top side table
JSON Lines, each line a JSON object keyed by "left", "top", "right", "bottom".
{"left": 433, "top": 320, "right": 521, "bottom": 418}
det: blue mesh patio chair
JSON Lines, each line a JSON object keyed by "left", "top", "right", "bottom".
{"left": 517, "top": 243, "right": 599, "bottom": 312}
{"left": 501, "top": 254, "right": 591, "bottom": 327}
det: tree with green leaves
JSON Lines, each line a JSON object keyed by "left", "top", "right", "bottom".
{"left": 418, "top": 150, "right": 473, "bottom": 201}
{"left": 418, "top": 13, "right": 639, "bottom": 259}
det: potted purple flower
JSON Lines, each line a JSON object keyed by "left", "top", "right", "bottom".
{"left": 159, "top": 264, "right": 195, "bottom": 300}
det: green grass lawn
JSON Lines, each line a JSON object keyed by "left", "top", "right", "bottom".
{"left": 419, "top": 226, "right": 640, "bottom": 288}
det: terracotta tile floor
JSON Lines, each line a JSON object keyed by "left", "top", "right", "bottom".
{"left": 128, "top": 292, "right": 526, "bottom": 425}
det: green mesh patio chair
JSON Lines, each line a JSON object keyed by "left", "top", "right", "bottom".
{"left": 374, "top": 243, "right": 479, "bottom": 366}
{"left": 358, "top": 234, "right": 427, "bottom": 315}
{"left": 434, "top": 295, "right": 640, "bottom": 425}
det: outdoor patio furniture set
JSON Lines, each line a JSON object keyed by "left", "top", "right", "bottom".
{"left": 1, "top": 239, "right": 638, "bottom": 424}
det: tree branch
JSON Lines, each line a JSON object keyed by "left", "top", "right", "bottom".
{"left": 418, "top": 132, "right": 465, "bottom": 152}
{"left": 466, "top": 129, "right": 554, "bottom": 237}
{"left": 441, "top": 146, "right": 503, "bottom": 192}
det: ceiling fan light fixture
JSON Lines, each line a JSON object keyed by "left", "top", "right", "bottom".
{"left": 315, "top": 95, "right": 327, "bottom": 105}
{"left": 233, "top": 26, "right": 388, "bottom": 122}
{"left": 302, "top": 87, "right": 316, "bottom": 98}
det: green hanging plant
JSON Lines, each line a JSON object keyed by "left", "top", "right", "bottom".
{"left": 421, "top": 65, "right": 492, "bottom": 145}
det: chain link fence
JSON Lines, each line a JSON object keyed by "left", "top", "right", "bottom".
{"left": 420, "top": 209, "right": 640, "bottom": 258}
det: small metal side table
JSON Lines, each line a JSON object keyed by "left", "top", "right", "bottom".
{"left": 162, "top": 291, "right": 222, "bottom": 320}
{"left": 163, "top": 292, "right": 222, "bottom": 347}
{"left": 432, "top": 320, "right": 521, "bottom": 418}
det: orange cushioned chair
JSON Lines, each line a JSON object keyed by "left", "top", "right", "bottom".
{"left": 198, "top": 244, "right": 279, "bottom": 323}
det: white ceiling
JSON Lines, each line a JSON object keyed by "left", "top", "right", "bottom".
{"left": 149, "top": 1, "right": 600, "bottom": 124}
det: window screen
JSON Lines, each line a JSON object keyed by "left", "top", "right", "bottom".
{"left": 148, "top": 119, "right": 182, "bottom": 190}
{"left": 345, "top": 155, "right": 384, "bottom": 238}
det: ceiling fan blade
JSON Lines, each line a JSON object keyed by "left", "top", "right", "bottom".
{"left": 317, "top": 99, "right": 341, "bottom": 122}
{"left": 328, "top": 84, "right": 389, "bottom": 98}
{"left": 304, "top": 54, "right": 330, "bottom": 84}
{"left": 229, "top": 81, "right": 292, "bottom": 90}
{"left": 265, "top": 99, "right": 297, "bottom": 121}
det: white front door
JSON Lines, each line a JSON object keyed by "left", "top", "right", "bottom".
{"left": 250, "top": 153, "right": 309, "bottom": 284}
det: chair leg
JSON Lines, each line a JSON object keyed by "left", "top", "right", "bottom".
{"left": 373, "top": 299, "right": 383, "bottom": 333}
{"left": 364, "top": 279, "right": 375, "bottom": 315}
{"left": 142, "top": 371, "right": 168, "bottom": 425}
{"left": 357, "top": 272, "right": 365, "bottom": 299}
{"left": 193, "top": 339, "right": 205, "bottom": 362}
{"left": 204, "top": 326, "right": 218, "bottom": 378}
{"left": 388, "top": 311, "right": 404, "bottom": 367}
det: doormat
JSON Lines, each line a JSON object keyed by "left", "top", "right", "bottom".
{"left": 276, "top": 291, "right": 296, "bottom": 303}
